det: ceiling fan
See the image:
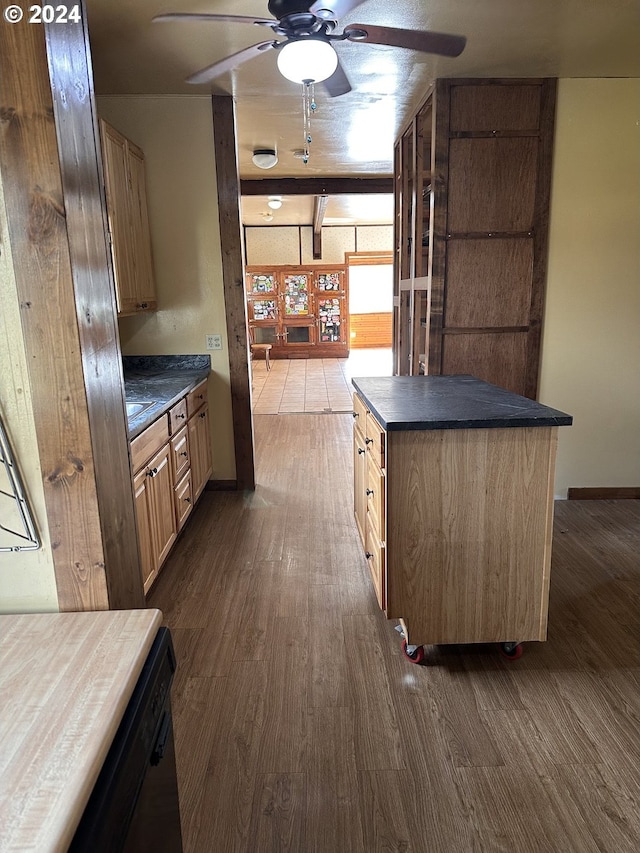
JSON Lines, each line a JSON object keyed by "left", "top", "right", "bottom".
{"left": 153, "top": 0, "right": 466, "bottom": 96}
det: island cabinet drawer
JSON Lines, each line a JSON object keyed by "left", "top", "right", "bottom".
{"left": 187, "top": 380, "right": 208, "bottom": 418}
{"left": 130, "top": 415, "right": 169, "bottom": 473}
{"left": 366, "top": 456, "right": 385, "bottom": 535}
{"left": 365, "top": 515, "right": 386, "bottom": 611}
{"left": 352, "top": 392, "right": 367, "bottom": 432}
{"left": 365, "top": 412, "right": 385, "bottom": 471}
{"left": 168, "top": 398, "right": 187, "bottom": 434}
{"left": 170, "top": 425, "right": 190, "bottom": 482}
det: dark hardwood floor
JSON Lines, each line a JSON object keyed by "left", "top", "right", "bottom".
{"left": 149, "top": 413, "right": 640, "bottom": 852}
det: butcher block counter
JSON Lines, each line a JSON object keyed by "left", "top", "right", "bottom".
{"left": 352, "top": 375, "right": 573, "bottom": 657}
{"left": 0, "top": 609, "right": 162, "bottom": 851}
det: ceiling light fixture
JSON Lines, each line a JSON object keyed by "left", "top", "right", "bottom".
{"left": 267, "top": 196, "right": 283, "bottom": 210}
{"left": 276, "top": 38, "right": 338, "bottom": 85}
{"left": 252, "top": 148, "right": 278, "bottom": 169}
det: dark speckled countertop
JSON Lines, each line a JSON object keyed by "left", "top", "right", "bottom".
{"left": 352, "top": 375, "right": 573, "bottom": 432}
{"left": 123, "top": 355, "right": 211, "bottom": 439}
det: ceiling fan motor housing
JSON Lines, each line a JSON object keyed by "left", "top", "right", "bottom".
{"left": 268, "top": 0, "right": 319, "bottom": 18}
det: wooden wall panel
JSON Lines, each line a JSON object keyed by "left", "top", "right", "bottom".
{"left": 445, "top": 238, "right": 534, "bottom": 327}
{"left": 441, "top": 332, "right": 529, "bottom": 396}
{"left": 447, "top": 137, "right": 538, "bottom": 233}
{"left": 0, "top": 17, "right": 110, "bottom": 609}
{"left": 450, "top": 83, "right": 542, "bottom": 131}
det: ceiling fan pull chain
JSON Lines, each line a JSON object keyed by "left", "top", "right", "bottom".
{"left": 301, "top": 80, "right": 316, "bottom": 164}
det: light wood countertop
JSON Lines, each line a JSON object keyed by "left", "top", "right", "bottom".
{"left": 0, "top": 608, "right": 163, "bottom": 852}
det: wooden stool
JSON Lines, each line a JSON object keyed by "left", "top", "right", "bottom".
{"left": 251, "top": 343, "right": 272, "bottom": 370}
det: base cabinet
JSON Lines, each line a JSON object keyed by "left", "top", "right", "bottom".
{"left": 130, "top": 380, "right": 212, "bottom": 593}
{"left": 353, "top": 390, "right": 559, "bottom": 648}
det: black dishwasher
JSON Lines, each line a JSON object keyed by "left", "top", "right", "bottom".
{"left": 70, "top": 627, "right": 183, "bottom": 852}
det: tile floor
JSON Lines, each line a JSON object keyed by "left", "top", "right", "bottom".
{"left": 251, "top": 348, "right": 392, "bottom": 414}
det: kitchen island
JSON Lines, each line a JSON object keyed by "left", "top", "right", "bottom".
{"left": 352, "top": 375, "right": 572, "bottom": 659}
{"left": 0, "top": 609, "right": 181, "bottom": 851}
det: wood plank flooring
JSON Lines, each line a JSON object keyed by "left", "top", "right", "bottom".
{"left": 148, "top": 414, "right": 640, "bottom": 853}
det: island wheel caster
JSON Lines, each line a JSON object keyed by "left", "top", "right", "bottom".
{"left": 500, "top": 642, "right": 524, "bottom": 661}
{"left": 402, "top": 639, "right": 426, "bottom": 664}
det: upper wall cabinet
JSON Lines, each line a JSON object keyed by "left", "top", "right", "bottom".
{"left": 99, "top": 119, "right": 157, "bottom": 317}
{"left": 393, "top": 78, "right": 556, "bottom": 398}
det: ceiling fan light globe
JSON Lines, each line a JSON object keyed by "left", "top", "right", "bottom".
{"left": 252, "top": 148, "right": 278, "bottom": 169}
{"left": 276, "top": 39, "right": 338, "bottom": 84}
{"left": 267, "top": 197, "right": 283, "bottom": 209}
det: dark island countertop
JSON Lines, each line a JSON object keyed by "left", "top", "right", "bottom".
{"left": 123, "top": 355, "right": 211, "bottom": 439}
{"left": 352, "top": 375, "right": 573, "bottom": 432}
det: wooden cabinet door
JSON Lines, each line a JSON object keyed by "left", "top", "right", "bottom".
{"left": 100, "top": 120, "right": 134, "bottom": 315}
{"left": 100, "top": 119, "right": 156, "bottom": 316}
{"left": 188, "top": 405, "right": 212, "bottom": 500}
{"left": 133, "top": 468, "right": 156, "bottom": 593}
{"left": 127, "top": 141, "right": 157, "bottom": 310}
{"left": 146, "top": 444, "right": 177, "bottom": 571}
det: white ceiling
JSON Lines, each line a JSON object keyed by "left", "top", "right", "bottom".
{"left": 86, "top": 0, "right": 640, "bottom": 225}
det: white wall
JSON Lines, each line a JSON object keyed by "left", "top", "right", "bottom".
{"left": 245, "top": 224, "right": 393, "bottom": 266}
{"left": 540, "top": 78, "right": 640, "bottom": 496}
{"left": 97, "top": 95, "right": 236, "bottom": 481}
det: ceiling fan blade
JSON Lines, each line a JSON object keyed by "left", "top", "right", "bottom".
{"left": 345, "top": 24, "right": 466, "bottom": 57}
{"left": 309, "top": 0, "right": 368, "bottom": 21}
{"left": 322, "top": 59, "right": 352, "bottom": 97}
{"left": 186, "top": 41, "right": 276, "bottom": 85}
{"left": 153, "top": 13, "right": 275, "bottom": 26}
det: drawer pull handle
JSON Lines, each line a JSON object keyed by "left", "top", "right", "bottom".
{"left": 199, "top": 412, "right": 206, "bottom": 418}
{"left": 177, "top": 413, "right": 186, "bottom": 419}
{"left": 184, "top": 496, "right": 191, "bottom": 504}
{"left": 357, "top": 448, "right": 365, "bottom": 455}
{"left": 352, "top": 411, "right": 359, "bottom": 418}
{"left": 366, "top": 488, "right": 374, "bottom": 497}
{"left": 180, "top": 451, "right": 188, "bottom": 457}
{"left": 147, "top": 467, "right": 158, "bottom": 477}
{"left": 365, "top": 552, "right": 373, "bottom": 560}
{"left": 365, "top": 438, "right": 373, "bottom": 445}
{"left": 136, "top": 302, "right": 149, "bottom": 310}
{"left": 197, "top": 394, "right": 204, "bottom": 400}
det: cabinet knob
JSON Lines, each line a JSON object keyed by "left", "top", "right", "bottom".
{"left": 365, "top": 438, "right": 373, "bottom": 445}
{"left": 357, "top": 448, "right": 365, "bottom": 455}
{"left": 184, "top": 496, "right": 191, "bottom": 504}
{"left": 181, "top": 451, "right": 188, "bottom": 457}
{"left": 352, "top": 411, "right": 359, "bottom": 418}
{"left": 146, "top": 467, "right": 158, "bottom": 477}
{"left": 366, "top": 488, "right": 374, "bottom": 496}
{"left": 136, "top": 302, "right": 149, "bottom": 310}
{"left": 199, "top": 411, "right": 206, "bottom": 418}
{"left": 177, "top": 413, "right": 186, "bottom": 419}
{"left": 365, "top": 552, "right": 373, "bottom": 560}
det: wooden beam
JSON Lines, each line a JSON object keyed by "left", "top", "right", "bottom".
{"left": 212, "top": 96, "right": 255, "bottom": 491}
{"left": 43, "top": 8, "right": 144, "bottom": 609}
{"left": 0, "top": 14, "right": 144, "bottom": 610}
{"left": 240, "top": 177, "right": 393, "bottom": 196}
{"left": 312, "top": 195, "right": 328, "bottom": 260}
